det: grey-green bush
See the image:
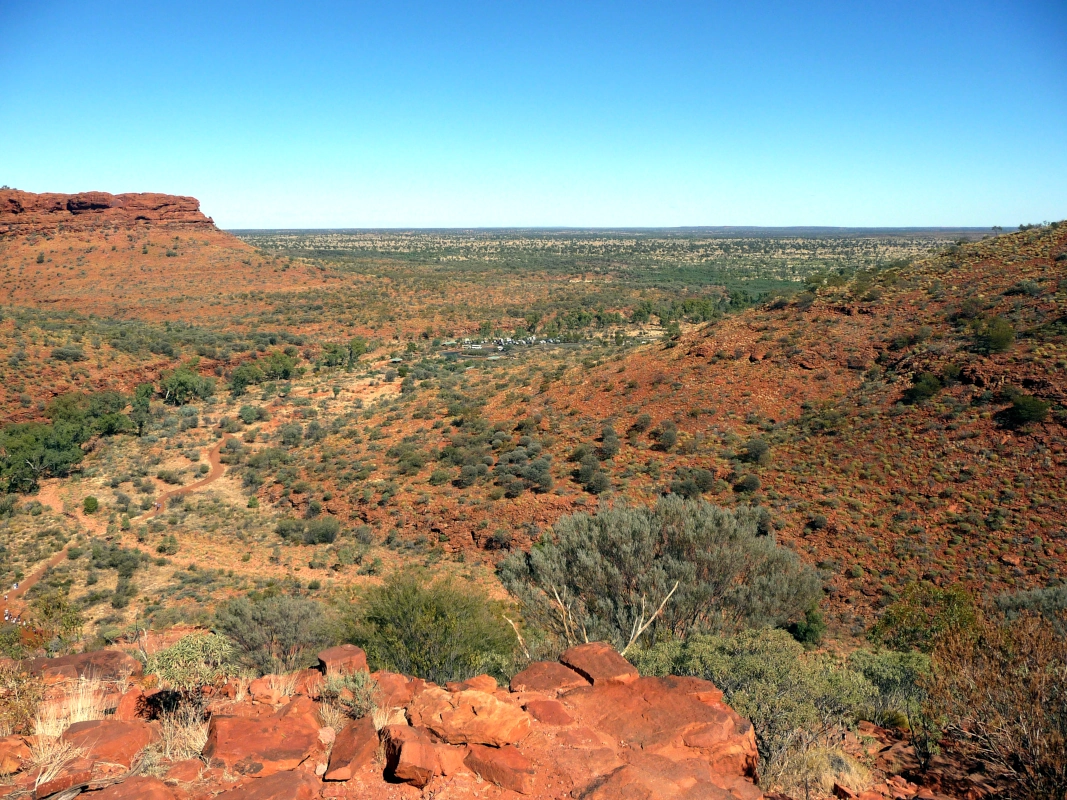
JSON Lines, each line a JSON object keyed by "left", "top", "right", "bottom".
{"left": 499, "top": 496, "right": 822, "bottom": 653}
{"left": 214, "top": 595, "right": 333, "bottom": 674}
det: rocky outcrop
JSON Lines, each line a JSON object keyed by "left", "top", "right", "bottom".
{"left": 0, "top": 189, "right": 214, "bottom": 234}
{"left": 7, "top": 642, "right": 765, "bottom": 800}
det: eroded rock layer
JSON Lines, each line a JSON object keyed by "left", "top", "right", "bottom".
{"left": 0, "top": 189, "right": 214, "bottom": 233}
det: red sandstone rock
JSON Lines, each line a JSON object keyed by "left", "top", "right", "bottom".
{"left": 434, "top": 742, "right": 469, "bottom": 776}
{"left": 446, "top": 674, "right": 497, "bottom": 693}
{"left": 23, "top": 650, "right": 143, "bottom": 683}
{"left": 248, "top": 676, "right": 283, "bottom": 706}
{"left": 212, "top": 770, "right": 323, "bottom": 800}
{"left": 61, "top": 719, "right": 156, "bottom": 769}
{"left": 165, "top": 758, "right": 206, "bottom": 782}
{"left": 509, "top": 660, "right": 590, "bottom": 694}
{"left": 371, "top": 670, "right": 413, "bottom": 707}
{"left": 293, "top": 668, "right": 325, "bottom": 699}
{"left": 408, "top": 687, "right": 532, "bottom": 746}
{"left": 202, "top": 696, "right": 321, "bottom": 777}
{"left": 383, "top": 724, "right": 438, "bottom": 788}
{"left": 0, "top": 735, "right": 30, "bottom": 774}
{"left": 563, "top": 675, "right": 759, "bottom": 780}
{"left": 523, "top": 698, "right": 574, "bottom": 726}
{"left": 114, "top": 687, "right": 148, "bottom": 721}
{"left": 0, "top": 190, "right": 214, "bottom": 234}
{"left": 464, "top": 743, "right": 536, "bottom": 794}
{"left": 323, "top": 717, "right": 377, "bottom": 781}
{"left": 316, "top": 645, "right": 368, "bottom": 676}
{"left": 560, "top": 642, "right": 640, "bottom": 686}
{"left": 95, "top": 775, "right": 177, "bottom": 800}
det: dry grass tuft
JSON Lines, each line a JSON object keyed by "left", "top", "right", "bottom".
{"left": 29, "top": 736, "right": 85, "bottom": 791}
{"left": 33, "top": 677, "right": 107, "bottom": 738}
{"left": 371, "top": 706, "right": 406, "bottom": 732}
{"left": 266, "top": 672, "right": 298, "bottom": 698}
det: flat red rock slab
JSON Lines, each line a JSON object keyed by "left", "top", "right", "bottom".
{"left": 464, "top": 744, "right": 536, "bottom": 795}
{"left": 316, "top": 645, "right": 367, "bottom": 676}
{"left": 203, "top": 697, "right": 322, "bottom": 778}
{"left": 509, "top": 661, "right": 590, "bottom": 694}
{"left": 211, "top": 770, "right": 323, "bottom": 800}
{"left": 94, "top": 775, "right": 178, "bottom": 800}
{"left": 61, "top": 719, "right": 156, "bottom": 769}
{"left": 23, "top": 650, "right": 144, "bottom": 683}
{"left": 559, "top": 643, "right": 639, "bottom": 686}
{"left": 523, "top": 698, "right": 574, "bottom": 726}
{"left": 165, "top": 758, "right": 206, "bottom": 783}
{"left": 324, "top": 717, "right": 377, "bottom": 781}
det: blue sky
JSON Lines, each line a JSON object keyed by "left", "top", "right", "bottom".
{"left": 1, "top": 1, "right": 1065, "bottom": 228}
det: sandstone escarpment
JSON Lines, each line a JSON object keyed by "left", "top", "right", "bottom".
{"left": 0, "top": 189, "right": 214, "bottom": 234}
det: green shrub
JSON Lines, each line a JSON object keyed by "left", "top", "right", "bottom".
{"left": 345, "top": 571, "right": 516, "bottom": 684}
{"left": 145, "top": 633, "right": 239, "bottom": 691}
{"left": 83, "top": 496, "right": 99, "bottom": 513}
{"left": 633, "top": 629, "right": 873, "bottom": 791}
{"left": 975, "top": 316, "right": 1014, "bottom": 354}
{"left": 902, "top": 372, "right": 941, "bottom": 404}
{"left": 500, "top": 497, "right": 822, "bottom": 653}
{"left": 1002, "top": 394, "right": 1050, "bottom": 426}
{"left": 214, "top": 595, "right": 333, "bottom": 674}
{"left": 870, "top": 582, "right": 977, "bottom": 652}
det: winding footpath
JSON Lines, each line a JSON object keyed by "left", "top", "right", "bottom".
{"left": 3, "top": 434, "right": 234, "bottom": 619}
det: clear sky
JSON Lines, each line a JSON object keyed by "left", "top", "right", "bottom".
{"left": 1, "top": 1, "right": 1065, "bottom": 228}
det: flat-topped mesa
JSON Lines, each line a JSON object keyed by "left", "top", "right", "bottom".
{"left": 0, "top": 189, "right": 215, "bottom": 234}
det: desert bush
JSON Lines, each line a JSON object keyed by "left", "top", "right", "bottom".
{"left": 927, "top": 612, "right": 1067, "bottom": 799}
{"left": 279, "top": 423, "right": 303, "bottom": 447}
{"left": 82, "top": 496, "right": 99, "bottom": 513}
{"left": 160, "top": 366, "right": 215, "bottom": 405}
{"left": 975, "top": 316, "right": 1014, "bottom": 354}
{"left": 145, "top": 633, "right": 240, "bottom": 692}
{"left": 276, "top": 516, "right": 339, "bottom": 544}
{"left": 739, "top": 438, "right": 770, "bottom": 466}
{"left": 733, "top": 473, "right": 760, "bottom": 493}
{"left": 997, "top": 584, "right": 1067, "bottom": 633}
{"left": 668, "top": 466, "right": 715, "bottom": 498}
{"left": 345, "top": 571, "right": 516, "bottom": 684}
{"left": 1002, "top": 393, "right": 1050, "bottom": 426}
{"left": 214, "top": 595, "right": 333, "bottom": 674}
{"left": 0, "top": 663, "right": 43, "bottom": 735}
{"left": 633, "top": 629, "right": 873, "bottom": 795}
{"left": 869, "top": 582, "right": 977, "bottom": 652}
{"left": 499, "top": 497, "right": 822, "bottom": 653}
{"left": 50, "top": 345, "right": 87, "bottom": 362}
{"left": 320, "top": 671, "right": 380, "bottom": 719}
{"left": 901, "top": 372, "right": 941, "bottom": 404}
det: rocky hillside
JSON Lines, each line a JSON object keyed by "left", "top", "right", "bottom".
{"left": 530, "top": 223, "right": 1066, "bottom": 624}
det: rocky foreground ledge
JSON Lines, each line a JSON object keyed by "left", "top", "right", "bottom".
{"left": 0, "top": 190, "right": 214, "bottom": 234}
{"left": 0, "top": 642, "right": 763, "bottom": 800}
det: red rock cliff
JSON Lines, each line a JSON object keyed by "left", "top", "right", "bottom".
{"left": 0, "top": 189, "right": 215, "bottom": 234}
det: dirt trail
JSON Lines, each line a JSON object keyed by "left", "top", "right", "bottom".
{"left": 149, "top": 434, "right": 233, "bottom": 517}
{"left": 4, "top": 435, "right": 234, "bottom": 619}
